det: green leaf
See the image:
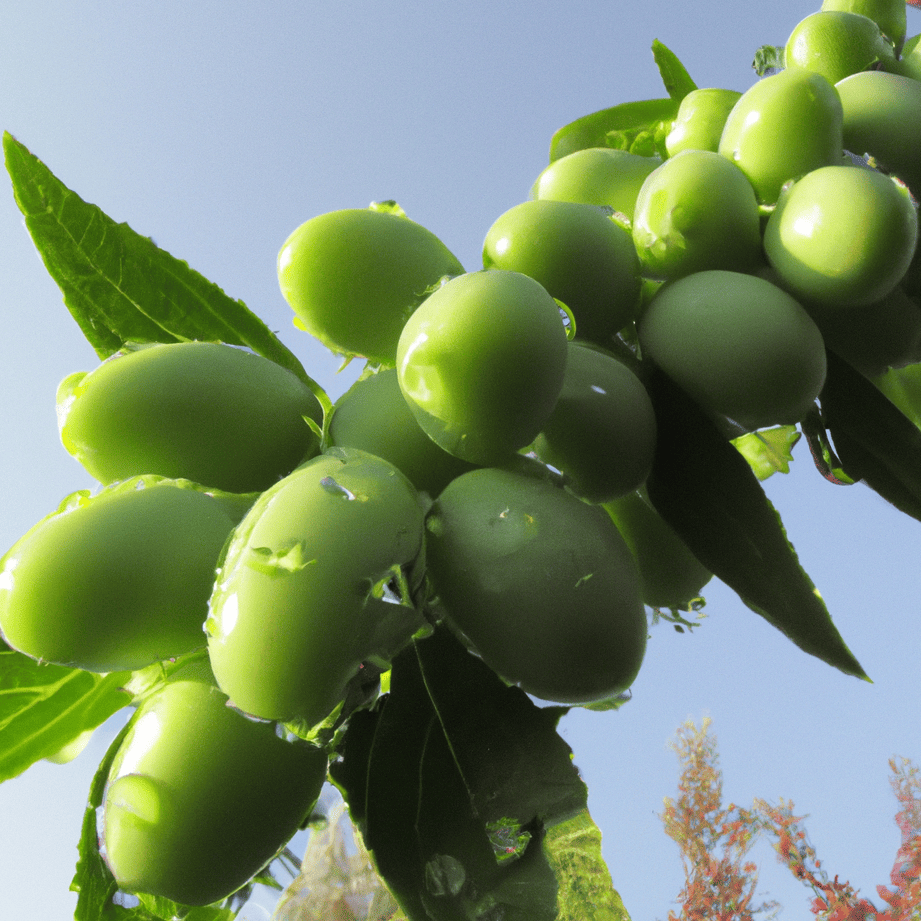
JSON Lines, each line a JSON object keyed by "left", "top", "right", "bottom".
{"left": 644, "top": 369, "right": 868, "bottom": 681}
{"left": 820, "top": 349, "right": 921, "bottom": 522}
{"left": 651, "top": 39, "right": 697, "bottom": 102}
{"left": 2, "top": 133, "right": 324, "bottom": 403}
{"left": 752, "top": 44, "right": 785, "bottom": 76}
{"left": 731, "top": 425, "right": 801, "bottom": 480}
{"left": 330, "top": 627, "right": 623, "bottom": 920}
{"left": 0, "top": 648, "right": 131, "bottom": 783}
{"left": 548, "top": 98, "right": 679, "bottom": 163}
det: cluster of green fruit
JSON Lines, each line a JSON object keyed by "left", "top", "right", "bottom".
{"left": 0, "top": 0, "right": 919, "bottom": 911}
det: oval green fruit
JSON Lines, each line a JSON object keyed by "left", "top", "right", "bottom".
{"left": 764, "top": 165, "right": 917, "bottom": 309}
{"left": 425, "top": 467, "right": 647, "bottom": 705}
{"left": 637, "top": 271, "right": 827, "bottom": 431}
{"left": 718, "top": 67, "right": 844, "bottom": 204}
{"left": 278, "top": 207, "right": 464, "bottom": 365}
{"left": 530, "top": 147, "right": 659, "bottom": 221}
{"left": 396, "top": 270, "right": 569, "bottom": 465}
{"left": 103, "top": 669, "right": 327, "bottom": 906}
{"left": 665, "top": 88, "right": 742, "bottom": 156}
{"left": 58, "top": 342, "right": 323, "bottom": 494}
{"left": 785, "top": 11, "right": 896, "bottom": 86}
{"left": 0, "top": 477, "right": 237, "bottom": 672}
{"left": 482, "top": 199, "right": 641, "bottom": 346}
{"left": 328, "top": 368, "right": 478, "bottom": 497}
{"left": 821, "top": 0, "right": 906, "bottom": 52}
{"left": 632, "top": 149, "right": 762, "bottom": 281}
{"left": 206, "top": 449, "right": 427, "bottom": 726}
{"left": 532, "top": 342, "right": 657, "bottom": 503}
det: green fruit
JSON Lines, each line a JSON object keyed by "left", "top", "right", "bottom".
{"left": 764, "top": 165, "right": 917, "bottom": 309}
{"left": 206, "top": 449, "right": 427, "bottom": 726}
{"left": 425, "top": 467, "right": 647, "bottom": 704}
{"left": 396, "top": 270, "right": 569, "bottom": 465}
{"left": 103, "top": 669, "right": 327, "bottom": 906}
{"left": 603, "top": 489, "right": 712, "bottom": 610}
{"left": 57, "top": 341, "right": 322, "bottom": 494}
{"left": 785, "top": 11, "right": 896, "bottom": 86}
{"left": 892, "top": 33, "right": 921, "bottom": 81}
{"left": 665, "top": 88, "right": 743, "bottom": 156}
{"left": 328, "top": 368, "right": 477, "bottom": 497}
{"left": 482, "top": 199, "right": 641, "bottom": 346}
{"left": 0, "top": 477, "right": 237, "bottom": 672}
{"left": 277, "top": 207, "right": 464, "bottom": 365}
{"left": 637, "top": 271, "right": 827, "bottom": 431}
{"left": 835, "top": 70, "right": 921, "bottom": 197}
{"left": 632, "top": 149, "right": 762, "bottom": 281}
{"left": 820, "top": 0, "right": 906, "bottom": 52}
{"left": 530, "top": 147, "right": 659, "bottom": 220}
{"left": 718, "top": 67, "right": 844, "bottom": 204}
{"left": 532, "top": 342, "right": 657, "bottom": 503}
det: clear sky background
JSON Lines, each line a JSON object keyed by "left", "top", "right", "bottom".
{"left": 1, "top": 2, "right": 919, "bottom": 919}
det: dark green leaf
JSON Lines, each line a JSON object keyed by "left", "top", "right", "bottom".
{"left": 821, "top": 349, "right": 921, "bottom": 522}
{"left": 548, "top": 98, "right": 679, "bottom": 163}
{"left": 644, "top": 369, "right": 868, "bottom": 680}
{"left": 651, "top": 39, "right": 697, "bottom": 102}
{"left": 2, "top": 133, "right": 322, "bottom": 400}
{"left": 331, "top": 627, "right": 611, "bottom": 920}
{"left": 0, "top": 648, "right": 131, "bottom": 783}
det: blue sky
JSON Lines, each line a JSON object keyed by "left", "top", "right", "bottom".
{"left": 1, "top": 2, "right": 919, "bottom": 919}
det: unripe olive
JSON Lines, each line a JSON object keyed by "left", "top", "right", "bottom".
{"left": 482, "top": 199, "right": 642, "bottom": 346}
{"left": 820, "top": 0, "right": 906, "bottom": 52}
{"left": 103, "top": 669, "right": 328, "bottom": 906}
{"left": 665, "top": 88, "right": 742, "bottom": 156}
{"left": 58, "top": 341, "right": 323, "bottom": 494}
{"left": 0, "top": 477, "right": 238, "bottom": 672}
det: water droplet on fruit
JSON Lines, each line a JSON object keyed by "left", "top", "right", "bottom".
{"left": 320, "top": 476, "right": 356, "bottom": 500}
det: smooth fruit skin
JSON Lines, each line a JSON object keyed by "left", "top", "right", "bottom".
{"left": 277, "top": 208, "right": 464, "bottom": 365}
{"left": 603, "top": 489, "right": 712, "bottom": 610}
{"left": 206, "top": 449, "right": 427, "bottom": 726}
{"left": 0, "top": 477, "right": 236, "bottom": 672}
{"left": 530, "top": 148, "right": 659, "bottom": 221}
{"left": 425, "top": 467, "right": 647, "bottom": 705}
{"left": 835, "top": 71, "right": 921, "bottom": 197}
{"left": 396, "top": 270, "right": 569, "bottom": 465}
{"left": 718, "top": 67, "right": 844, "bottom": 204}
{"left": 637, "top": 271, "right": 827, "bottom": 431}
{"left": 665, "top": 88, "right": 742, "bottom": 156}
{"left": 532, "top": 342, "right": 657, "bottom": 503}
{"left": 327, "top": 368, "right": 477, "bottom": 497}
{"left": 821, "top": 0, "right": 906, "bottom": 52}
{"left": 482, "top": 199, "right": 642, "bottom": 346}
{"left": 103, "top": 671, "right": 328, "bottom": 906}
{"left": 784, "top": 11, "right": 896, "bottom": 86}
{"left": 631, "top": 149, "right": 762, "bottom": 281}
{"left": 764, "top": 166, "right": 918, "bottom": 309}
{"left": 58, "top": 342, "right": 323, "bottom": 494}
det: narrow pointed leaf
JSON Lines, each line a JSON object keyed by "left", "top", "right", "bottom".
{"left": 644, "top": 369, "right": 868, "bottom": 680}
{"left": 0, "top": 647, "right": 131, "bottom": 783}
{"left": 821, "top": 349, "right": 921, "bottom": 523}
{"left": 651, "top": 39, "right": 697, "bottom": 101}
{"left": 3, "top": 133, "right": 318, "bottom": 395}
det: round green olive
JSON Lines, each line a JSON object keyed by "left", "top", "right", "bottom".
{"left": 482, "top": 199, "right": 642, "bottom": 346}
{"left": 665, "top": 88, "right": 743, "bottom": 156}
{"left": 632, "top": 149, "right": 762, "bottom": 281}
{"left": 718, "top": 66, "right": 844, "bottom": 204}
{"left": 103, "top": 668, "right": 328, "bottom": 906}
{"left": 425, "top": 467, "right": 647, "bottom": 705}
{"left": 327, "top": 368, "right": 478, "bottom": 497}
{"left": 0, "top": 477, "right": 237, "bottom": 672}
{"left": 396, "top": 270, "right": 569, "bottom": 465}
{"left": 206, "top": 449, "right": 427, "bottom": 727}
{"left": 820, "top": 0, "right": 906, "bottom": 52}
{"left": 530, "top": 148, "right": 660, "bottom": 221}
{"left": 764, "top": 165, "right": 917, "bottom": 309}
{"left": 57, "top": 341, "right": 323, "bottom": 494}
{"left": 784, "top": 11, "right": 896, "bottom": 86}
{"left": 532, "top": 342, "right": 657, "bottom": 503}
{"left": 277, "top": 207, "right": 464, "bottom": 365}
{"left": 637, "top": 270, "right": 827, "bottom": 431}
